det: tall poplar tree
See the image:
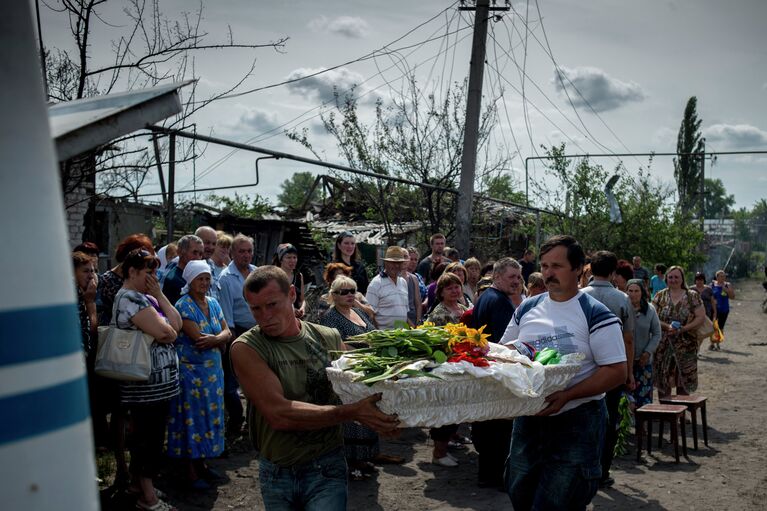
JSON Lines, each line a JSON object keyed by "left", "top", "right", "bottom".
{"left": 673, "top": 96, "right": 705, "bottom": 216}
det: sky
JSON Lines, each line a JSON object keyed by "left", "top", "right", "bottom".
{"left": 39, "top": 0, "right": 767, "bottom": 211}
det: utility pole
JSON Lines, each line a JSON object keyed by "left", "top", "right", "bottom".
{"left": 699, "top": 137, "right": 706, "bottom": 231}
{"left": 455, "top": 0, "right": 508, "bottom": 257}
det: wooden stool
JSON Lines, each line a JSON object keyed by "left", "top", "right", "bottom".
{"left": 659, "top": 395, "right": 708, "bottom": 449}
{"left": 635, "top": 403, "right": 688, "bottom": 463}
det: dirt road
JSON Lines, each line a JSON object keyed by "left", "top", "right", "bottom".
{"left": 163, "top": 279, "right": 767, "bottom": 510}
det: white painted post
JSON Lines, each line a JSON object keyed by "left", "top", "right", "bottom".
{"left": 0, "top": 2, "right": 99, "bottom": 510}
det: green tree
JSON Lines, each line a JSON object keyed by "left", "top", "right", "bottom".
{"left": 703, "top": 178, "right": 735, "bottom": 218}
{"left": 673, "top": 97, "right": 705, "bottom": 217}
{"left": 277, "top": 171, "right": 321, "bottom": 211}
{"left": 482, "top": 173, "right": 526, "bottom": 203}
{"left": 206, "top": 192, "right": 272, "bottom": 219}
{"left": 533, "top": 144, "right": 704, "bottom": 269}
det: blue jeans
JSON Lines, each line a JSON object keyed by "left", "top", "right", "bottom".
{"left": 506, "top": 398, "right": 606, "bottom": 511}
{"left": 259, "top": 447, "right": 347, "bottom": 510}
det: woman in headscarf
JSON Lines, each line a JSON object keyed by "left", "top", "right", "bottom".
{"left": 167, "top": 260, "right": 230, "bottom": 489}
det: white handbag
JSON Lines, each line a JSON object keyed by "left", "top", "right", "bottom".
{"left": 94, "top": 300, "right": 154, "bottom": 381}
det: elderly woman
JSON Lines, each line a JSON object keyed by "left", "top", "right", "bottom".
{"left": 426, "top": 273, "right": 468, "bottom": 467}
{"left": 652, "top": 265, "right": 705, "bottom": 399}
{"left": 273, "top": 243, "right": 305, "bottom": 319}
{"left": 333, "top": 231, "right": 370, "bottom": 294}
{"left": 114, "top": 249, "right": 182, "bottom": 511}
{"left": 627, "top": 279, "right": 661, "bottom": 407}
{"left": 167, "top": 260, "right": 231, "bottom": 489}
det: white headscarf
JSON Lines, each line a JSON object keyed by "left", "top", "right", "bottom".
{"left": 181, "top": 260, "right": 211, "bottom": 295}
{"left": 158, "top": 245, "right": 169, "bottom": 271}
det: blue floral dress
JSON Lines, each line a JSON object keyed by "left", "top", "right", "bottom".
{"left": 167, "top": 295, "right": 226, "bottom": 459}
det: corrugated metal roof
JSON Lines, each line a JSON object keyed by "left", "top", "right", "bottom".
{"left": 48, "top": 81, "right": 193, "bottom": 161}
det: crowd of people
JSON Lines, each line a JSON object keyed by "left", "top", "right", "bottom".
{"left": 69, "top": 228, "right": 736, "bottom": 510}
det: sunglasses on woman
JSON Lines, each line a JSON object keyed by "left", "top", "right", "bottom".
{"left": 333, "top": 288, "right": 357, "bottom": 296}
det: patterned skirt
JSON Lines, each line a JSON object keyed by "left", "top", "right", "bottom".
{"left": 632, "top": 360, "right": 654, "bottom": 408}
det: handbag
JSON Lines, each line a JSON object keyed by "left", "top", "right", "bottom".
{"left": 695, "top": 315, "right": 715, "bottom": 346}
{"left": 94, "top": 296, "right": 154, "bottom": 381}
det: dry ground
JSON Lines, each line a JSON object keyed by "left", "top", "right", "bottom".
{"left": 103, "top": 279, "right": 767, "bottom": 510}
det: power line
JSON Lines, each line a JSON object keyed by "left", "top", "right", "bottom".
{"left": 183, "top": 30, "right": 474, "bottom": 193}
{"left": 180, "top": 20, "right": 473, "bottom": 190}
{"left": 209, "top": 2, "right": 461, "bottom": 101}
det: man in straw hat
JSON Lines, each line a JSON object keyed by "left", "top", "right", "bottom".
{"left": 365, "top": 246, "right": 411, "bottom": 330}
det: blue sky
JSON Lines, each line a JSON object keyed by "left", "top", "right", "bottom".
{"left": 40, "top": 0, "right": 767, "bottom": 211}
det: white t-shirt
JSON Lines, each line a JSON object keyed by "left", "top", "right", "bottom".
{"left": 366, "top": 273, "right": 409, "bottom": 330}
{"left": 499, "top": 291, "right": 626, "bottom": 413}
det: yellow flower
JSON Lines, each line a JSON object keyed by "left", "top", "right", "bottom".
{"left": 185, "top": 418, "right": 194, "bottom": 426}
{"left": 208, "top": 374, "right": 217, "bottom": 383}
{"left": 213, "top": 418, "right": 221, "bottom": 426}
{"left": 418, "top": 321, "right": 435, "bottom": 328}
{"left": 191, "top": 389, "right": 201, "bottom": 399}
{"left": 183, "top": 402, "right": 191, "bottom": 410}
{"left": 205, "top": 360, "right": 214, "bottom": 368}
{"left": 192, "top": 433, "right": 202, "bottom": 443}
{"left": 192, "top": 378, "right": 203, "bottom": 387}
{"left": 205, "top": 431, "right": 214, "bottom": 439}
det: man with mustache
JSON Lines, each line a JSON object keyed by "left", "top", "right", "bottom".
{"left": 469, "top": 257, "right": 523, "bottom": 488}
{"left": 500, "top": 235, "right": 626, "bottom": 511}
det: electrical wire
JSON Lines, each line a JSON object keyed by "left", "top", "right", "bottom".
{"left": 210, "top": 2, "right": 461, "bottom": 101}
{"left": 176, "top": 16, "right": 475, "bottom": 194}
{"left": 180, "top": 21, "right": 472, "bottom": 190}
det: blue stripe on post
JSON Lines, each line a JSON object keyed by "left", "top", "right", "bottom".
{"left": 0, "top": 376, "right": 91, "bottom": 446}
{"left": 0, "top": 303, "right": 83, "bottom": 367}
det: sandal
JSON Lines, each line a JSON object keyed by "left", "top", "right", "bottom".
{"left": 136, "top": 498, "right": 177, "bottom": 511}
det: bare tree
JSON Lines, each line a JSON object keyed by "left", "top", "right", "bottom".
{"left": 288, "top": 76, "right": 512, "bottom": 243}
{"left": 43, "top": 0, "right": 288, "bottom": 204}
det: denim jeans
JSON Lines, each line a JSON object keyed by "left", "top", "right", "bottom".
{"left": 505, "top": 398, "right": 606, "bottom": 511}
{"left": 259, "top": 447, "right": 347, "bottom": 511}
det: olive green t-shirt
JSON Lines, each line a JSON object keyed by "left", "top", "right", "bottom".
{"left": 237, "top": 321, "right": 344, "bottom": 467}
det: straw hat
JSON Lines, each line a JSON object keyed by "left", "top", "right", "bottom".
{"left": 382, "top": 246, "right": 408, "bottom": 262}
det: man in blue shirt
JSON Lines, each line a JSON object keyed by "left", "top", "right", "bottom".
{"left": 217, "top": 234, "right": 257, "bottom": 439}
{"left": 469, "top": 257, "right": 523, "bottom": 488}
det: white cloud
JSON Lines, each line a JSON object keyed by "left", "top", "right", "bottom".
{"left": 552, "top": 66, "right": 645, "bottom": 112}
{"left": 285, "top": 67, "right": 366, "bottom": 103}
{"left": 704, "top": 123, "right": 767, "bottom": 149}
{"left": 231, "top": 108, "right": 281, "bottom": 135}
{"left": 307, "top": 16, "right": 369, "bottom": 38}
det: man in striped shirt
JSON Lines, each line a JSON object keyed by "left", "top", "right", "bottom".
{"left": 500, "top": 235, "right": 626, "bottom": 511}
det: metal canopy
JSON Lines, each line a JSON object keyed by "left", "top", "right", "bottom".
{"left": 49, "top": 80, "right": 193, "bottom": 161}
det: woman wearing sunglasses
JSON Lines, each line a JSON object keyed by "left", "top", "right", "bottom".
{"left": 113, "top": 249, "right": 182, "bottom": 511}
{"left": 319, "top": 276, "right": 382, "bottom": 480}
